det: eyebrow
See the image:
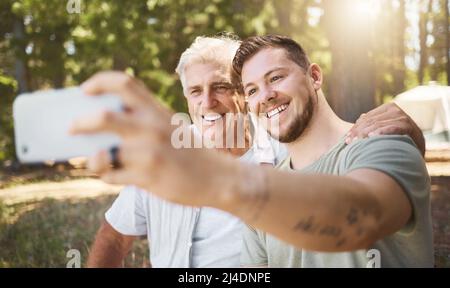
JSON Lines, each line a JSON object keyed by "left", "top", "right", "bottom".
{"left": 211, "top": 81, "right": 233, "bottom": 86}
{"left": 187, "top": 80, "right": 232, "bottom": 91}
{"left": 243, "top": 67, "right": 285, "bottom": 91}
{"left": 186, "top": 85, "right": 201, "bottom": 92}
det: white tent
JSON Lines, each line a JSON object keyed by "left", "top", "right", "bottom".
{"left": 394, "top": 83, "right": 450, "bottom": 132}
{"left": 394, "top": 83, "right": 450, "bottom": 146}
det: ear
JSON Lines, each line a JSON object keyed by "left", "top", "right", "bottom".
{"left": 309, "top": 63, "right": 323, "bottom": 90}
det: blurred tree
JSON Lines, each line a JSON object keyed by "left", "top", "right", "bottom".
{"left": 446, "top": 0, "right": 450, "bottom": 84}
{"left": 0, "top": 0, "right": 448, "bottom": 164}
{"left": 427, "top": 0, "right": 450, "bottom": 84}
{"left": 322, "top": 0, "right": 376, "bottom": 122}
{"left": 393, "top": 0, "right": 407, "bottom": 94}
{"left": 0, "top": 0, "right": 271, "bottom": 163}
{"left": 418, "top": 0, "right": 432, "bottom": 84}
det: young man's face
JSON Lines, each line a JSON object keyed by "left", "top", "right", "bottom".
{"left": 183, "top": 62, "right": 240, "bottom": 144}
{"left": 241, "top": 48, "right": 316, "bottom": 143}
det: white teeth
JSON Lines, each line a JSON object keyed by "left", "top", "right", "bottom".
{"left": 267, "top": 104, "right": 288, "bottom": 118}
{"left": 203, "top": 114, "right": 222, "bottom": 121}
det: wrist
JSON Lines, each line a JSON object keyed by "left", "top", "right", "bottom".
{"left": 211, "top": 161, "right": 269, "bottom": 223}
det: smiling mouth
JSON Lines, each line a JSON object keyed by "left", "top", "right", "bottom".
{"left": 202, "top": 113, "right": 224, "bottom": 123}
{"left": 266, "top": 104, "right": 289, "bottom": 119}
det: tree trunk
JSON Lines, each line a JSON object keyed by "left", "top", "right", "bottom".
{"left": 322, "top": 0, "right": 376, "bottom": 122}
{"left": 272, "top": 0, "right": 311, "bottom": 36}
{"left": 446, "top": 0, "right": 450, "bottom": 85}
{"left": 418, "top": 0, "right": 432, "bottom": 85}
{"left": 273, "top": 0, "right": 294, "bottom": 34}
{"left": 393, "top": 0, "right": 406, "bottom": 94}
{"left": 13, "top": 18, "right": 29, "bottom": 93}
{"left": 52, "top": 38, "right": 66, "bottom": 88}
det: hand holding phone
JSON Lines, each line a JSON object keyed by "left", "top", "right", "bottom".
{"left": 13, "top": 87, "right": 122, "bottom": 163}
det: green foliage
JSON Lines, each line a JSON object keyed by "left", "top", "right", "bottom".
{"left": 0, "top": 0, "right": 270, "bottom": 163}
{"left": 0, "top": 72, "right": 17, "bottom": 163}
{"left": 0, "top": 0, "right": 448, "bottom": 162}
{"left": 0, "top": 196, "right": 149, "bottom": 267}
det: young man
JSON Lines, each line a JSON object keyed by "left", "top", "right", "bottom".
{"left": 77, "top": 35, "right": 430, "bottom": 268}
{"left": 233, "top": 35, "right": 433, "bottom": 267}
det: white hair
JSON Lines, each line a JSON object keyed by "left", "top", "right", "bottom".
{"left": 175, "top": 35, "right": 241, "bottom": 93}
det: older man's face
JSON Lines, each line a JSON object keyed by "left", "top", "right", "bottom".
{"left": 183, "top": 62, "right": 241, "bottom": 145}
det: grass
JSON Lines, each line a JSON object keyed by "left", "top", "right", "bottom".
{"left": 0, "top": 195, "right": 149, "bottom": 268}
{"left": 0, "top": 165, "right": 449, "bottom": 268}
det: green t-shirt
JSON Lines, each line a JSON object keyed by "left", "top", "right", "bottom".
{"left": 241, "top": 135, "right": 434, "bottom": 268}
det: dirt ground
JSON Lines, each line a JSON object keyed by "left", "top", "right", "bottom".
{"left": 0, "top": 150, "right": 449, "bottom": 267}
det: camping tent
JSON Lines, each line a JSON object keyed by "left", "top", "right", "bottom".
{"left": 394, "top": 83, "right": 450, "bottom": 144}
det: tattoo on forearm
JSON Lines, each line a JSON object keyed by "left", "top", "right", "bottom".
{"left": 336, "top": 238, "right": 347, "bottom": 248}
{"left": 319, "top": 225, "right": 342, "bottom": 237}
{"left": 348, "top": 206, "right": 380, "bottom": 236}
{"left": 293, "top": 216, "right": 317, "bottom": 233}
{"left": 356, "top": 227, "right": 364, "bottom": 237}
{"left": 293, "top": 206, "right": 379, "bottom": 243}
{"left": 293, "top": 216, "right": 341, "bottom": 238}
{"left": 346, "top": 207, "right": 358, "bottom": 225}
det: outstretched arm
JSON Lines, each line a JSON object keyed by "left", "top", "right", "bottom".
{"left": 210, "top": 164, "right": 412, "bottom": 252}
{"left": 71, "top": 72, "right": 414, "bottom": 252}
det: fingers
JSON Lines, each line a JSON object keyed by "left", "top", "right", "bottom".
{"left": 81, "top": 71, "right": 157, "bottom": 110}
{"left": 347, "top": 114, "right": 382, "bottom": 143}
{"left": 94, "top": 148, "right": 163, "bottom": 188}
{"left": 69, "top": 110, "right": 136, "bottom": 136}
{"left": 100, "top": 169, "right": 145, "bottom": 187}
{"left": 354, "top": 119, "right": 392, "bottom": 139}
{"left": 367, "top": 125, "right": 401, "bottom": 137}
{"left": 87, "top": 147, "right": 127, "bottom": 174}
{"left": 81, "top": 71, "right": 174, "bottom": 131}
{"left": 87, "top": 150, "right": 112, "bottom": 174}
{"left": 347, "top": 105, "right": 404, "bottom": 143}
{"left": 346, "top": 117, "right": 408, "bottom": 145}
{"left": 87, "top": 142, "right": 163, "bottom": 175}
{"left": 360, "top": 103, "right": 393, "bottom": 119}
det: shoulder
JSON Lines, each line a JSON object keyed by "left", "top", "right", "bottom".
{"left": 342, "top": 135, "right": 424, "bottom": 167}
{"left": 341, "top": 135, "right": 429, "bottom": 191}
{"left": 342, "top": 135, "right": 430, "bottom": 202}
{"left": 346, "top": 135, "right": 419, "bottom": 154}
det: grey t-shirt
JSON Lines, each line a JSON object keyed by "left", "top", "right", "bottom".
{"left": 241, "top": 135, "right": 434, "bottom": 268}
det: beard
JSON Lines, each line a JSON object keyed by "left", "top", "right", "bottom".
{"left": 272, "top": 95, "right": 315, "bottom": 143}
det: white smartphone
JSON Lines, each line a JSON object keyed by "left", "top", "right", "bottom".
{"left": 13, "top": 87, "right": 122, "bottom": 164}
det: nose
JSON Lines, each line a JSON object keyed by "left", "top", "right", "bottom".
{"left": 259, "top": 86, "right": 276, "bottom": 106}
{"left": 201, "top": 89, "right": 217, "bottom": 109}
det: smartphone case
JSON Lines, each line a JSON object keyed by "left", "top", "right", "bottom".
{"left": 13, "top": 87, "right": 122, "bottom": 163}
